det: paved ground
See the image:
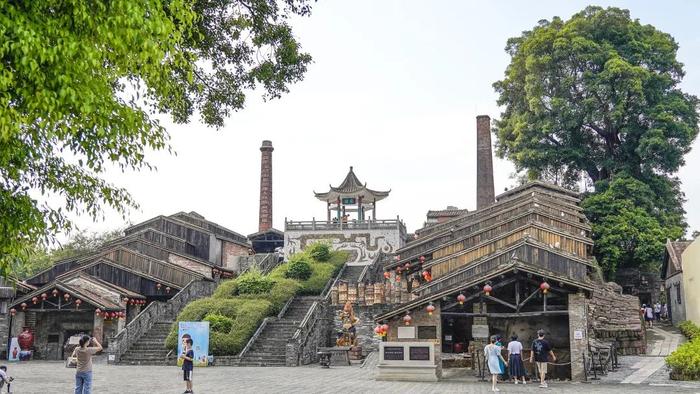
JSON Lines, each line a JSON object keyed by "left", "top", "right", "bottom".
{"left": 5, "top": 324, "right": 698, "bottom": 393}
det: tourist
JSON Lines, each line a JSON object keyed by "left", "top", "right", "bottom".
{"left": 0, "top": 365, "right": 14, "bottom": 393}
{"left": 644, "top": 304, "right": 655, "bottom": 328}
{"left": 485, "top": 335, "right": 508, "bottom": 392}
{"left": 71, "top": 335, "right": 102, "bottom": 394}
{"left": 507, "top": 335, "right": 527, "bottom": 384}
{"left": 495, "top": 335, "right": 508, "bottom": 382}
{"left": 654, "top": 302, "right": 662, "bottom": 321}
{"left": 180, "top": 337, "right": 195, "bottom": 394}
{"left": 662, "top": 303, "right": 668, "bottom": 320}
{"left": 529, "top": 329, "right": 556, "bottom": 388}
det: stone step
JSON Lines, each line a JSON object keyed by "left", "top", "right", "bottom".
{"left": 236, "top": 361, "right": 286, "bottom": 367}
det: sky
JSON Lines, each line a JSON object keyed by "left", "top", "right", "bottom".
{"left": 63, "top": 0, "right": 700, "bottom": 240}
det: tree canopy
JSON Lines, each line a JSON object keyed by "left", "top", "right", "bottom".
{"left": 0, "top": 0, "right": 313, "bottom": 275}
{"left": 493, "top": 6, "right": 699, "bottom": 278}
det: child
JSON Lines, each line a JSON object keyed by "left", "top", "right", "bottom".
{"left": 0, "top": 365, "right": 14, "bottom": 393}
{"left": 180, "top": 338, "right": 194, "bottom": 394}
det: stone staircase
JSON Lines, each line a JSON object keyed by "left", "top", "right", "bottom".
{"left": 118, "top": 321, "right": 173, "bottom": 365}
{"left": 238, "top": 296, "right": 318, "bottom": 366}
{"left": 339, "top": 265, "right": 365, "bottom": 282}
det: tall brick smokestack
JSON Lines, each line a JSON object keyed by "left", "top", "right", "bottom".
{"left": 476, "top": 115, "right": 495, "bottom": 210}
{"left": 258, "top": 140, "right": 274, "bottom": 232}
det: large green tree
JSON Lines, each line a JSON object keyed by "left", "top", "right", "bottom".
{"left": 0, "top": 1, "right": 312, "bottom": 275}
{"left": 493, "top": 6, "right": 698, "bottom": 278}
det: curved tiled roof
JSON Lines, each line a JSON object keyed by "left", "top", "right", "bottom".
{"left": 314, "top": 166, "right": 390, "bottom": 202}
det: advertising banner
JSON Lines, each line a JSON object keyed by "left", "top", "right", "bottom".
{"left": 177, "top": 321, "right": 210, "bottom": 367}
{"left": 7, "top": 338, "right": 19, "bottom": 362}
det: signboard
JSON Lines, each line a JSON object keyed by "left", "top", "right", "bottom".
{"left": 472, "top": 324, "right": 489, "bottom": 338}
{"left": 409, "top": 346, "right": 431, "bottom": 361}
{"left": 397, "top": 326, "right": 416, "bottom": 339}
{"left": 177, "top": 321, "right": 210, "bottom": 367}
{"left": 7, "top": 338, "right": 19, "bottom": 362}
{"left": 383, "top": 346, "right": 404, "bottom": 361}
{"left": 417, "top": 326, "right": 437, "bottom": 339}
{"left": 341, "top": 198, "right": 356, "bottom": 205}
{"left": 574, "top": 330, "right": 584, "bottom": 340}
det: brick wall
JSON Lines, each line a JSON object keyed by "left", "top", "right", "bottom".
{"left": 221, "top": 240, "right": 250, "bottom": 271}
{"left": 168, "top": 254, "right": 213, "bottom": 278}
{"left": 587, "top": 282, "right": 645, "bottom": 355}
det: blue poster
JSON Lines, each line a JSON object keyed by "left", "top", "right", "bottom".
{"left": 177, "top": 321, "right": 210, "bottom": 367}
{"left": 7, "top": 338, "right": 19, "bottom": 362}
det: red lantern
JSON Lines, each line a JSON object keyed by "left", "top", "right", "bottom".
{"left": 374, "top": 326, "right": 381, "bottom": 334}
{"left": 457, "top": 293, "right": 466, "bottom": 305}
{"left": 64, "top": 293, "right": 71, "bottom": 301}
{"left": 165, "top": 286, "right": 171, "bottom": 293}
{"left": 20, "top": 302, "right": 27, "bottom": 311}
{"left": 9, "top": 308, "right": 16, "bottom": 316}
{"left": 52, "top": 289, "right": 59, "bottom": 297}
{"left": 394, "top": 255, "right": 400, "bottom": 261}
{"left": 419, "top": 256, "right": 426, "bottom": 264}
{"left": 381, "top": 324, "right": 389, "bottom": 333}
{"left": 404, "top": 262, "right": 410, "bottom": 269}
{"left": 41, "top": 293, "right": 48, "bottom": 301}
{"left": 426, "top": 303, "right": 436, "bottom": 316}
{"left": 95, "top": 308, "right": 102, "bottom": 315}
{"left": 422, "top": 270, "right": 432, "bottom": 282}
{"left": 123, "top": 297, "right": 129, "bottom": 303}
{"left": 383, "top": 271, "right": 391, "bottom": 280}
{"left": 483, "top": 284, "right": 492, "bottom": 296}
{"left": 540, "top": 281, "right": 550, "bottom": 294}
{"left": 395, "top": 275, "right": 401, "bottom": 282}
{"left": 32, "top": 297, "right": 38, "bottom": 304}
{"left": 156, "top": 283, "right": 162, "bottom": 290}
{"left": 403, "top": 312, "right": 412, "bottom": 326}
{"left": 75, "top": 299, "right": 82, "bottom": 306}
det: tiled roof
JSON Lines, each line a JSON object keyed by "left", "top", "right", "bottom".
{"left": 314, "top": 166, "right": 390, "bottom": 201}
{"left": 426, "top": 208, "right": 469, "bottom": 218}
{"left": 666, "top": 239, "right": 692, "bottom": 273}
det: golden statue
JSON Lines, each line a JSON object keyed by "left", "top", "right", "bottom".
{"left": 336, "top": 301, "right": 359, "bottom": 347}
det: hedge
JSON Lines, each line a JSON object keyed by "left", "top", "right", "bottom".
{"left": 679, "top": 321, "right": 700, "bottom": 340}
{"left": 666, "top": 321, "right": 700, "bottom": 380}
{"left": 166, "top": 250, "right": 348, "bottom": 355}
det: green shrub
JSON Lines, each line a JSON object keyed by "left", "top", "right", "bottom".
{"left": 236, "top": 269, "right": 275, "bottom": 295}
{"left": 204, "top": 313, "right": 234, "bottom": 333}
{"left": 679, "top": 321, "right": 700, "bottom": 340}
{"left": 165, "top": 298, "right": 272, "bottom": 355}
{"left": 286, "top": 258, "right": 312, "bottom": 280}
{"left": 307, "top": 242, "right": 331, "bottom": 262}
{"left": 212, "top": 279, "right": 238, "bottom": 299}
{"left": 666, "top": 338, "right": 700, "bottom": 380}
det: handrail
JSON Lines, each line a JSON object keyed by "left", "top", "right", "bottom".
{"left": 239, "top": 317, "right": 272, "bottom": 360}
{"left": 322, "top": 264, "right": 346, "bottom": 300}
{"left": 277, "top": 295, "right": 295, "bottom": 319}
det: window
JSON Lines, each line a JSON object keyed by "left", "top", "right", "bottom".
{"left": 675, "top": 283, "right": 682, "bottom": 304}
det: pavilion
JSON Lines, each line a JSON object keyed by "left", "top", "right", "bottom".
{"left": 314, "top": 166, "right": 391, "bottom": 222}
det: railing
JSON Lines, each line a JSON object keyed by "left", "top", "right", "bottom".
{"left": 238, "top": 292, "right": 302, "bottom": 361}
{"left": 107, "top": 279, "right": 217, "bottom": 363}
{"left": 238, "top": 252, "right": 282, "bottom": 275}
{"left": 285, "top": 217, "right": 407, "bottom": 233}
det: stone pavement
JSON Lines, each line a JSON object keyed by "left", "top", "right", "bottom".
{"left": 4, "top": 359, "right": 698, "bottom": 394}
{"left": 5, "top": 325, "right": 699, "bottom": 393}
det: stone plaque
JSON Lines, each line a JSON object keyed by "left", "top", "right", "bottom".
{"left": 472, "top": 324, "right": 489, "bottom": 338}
{"left": 398, "top": 326, "right": 416, "bottom": 339}
{"left": 383, "top": 346, "right": 404, "bottom": 361}
{"left": 417, "top": 326, "right": 437, "bottom": 339}
{"left": 409, "top": 346, "right": 431, "bottom": 361}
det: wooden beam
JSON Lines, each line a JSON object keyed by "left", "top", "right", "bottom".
{"left": 518, "top": 288, "right": 540, "bottom": 311}
{"left": 441, "top": 277, "right": 518, "bottom": 311}
{"left": 515, "top": 281, "right": 520, "bottom": 308}
{"left": 483, "top": 294, "right": 517, "bottom": 310}
{"left": 441, "top": 310, "right": 568, "bottom": 318}
{"left": 543, "top": 292, "right": 547, "bottom": 312}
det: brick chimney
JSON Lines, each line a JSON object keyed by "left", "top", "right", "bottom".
{"left": 258, "top": 140, "right": 274, "bottom": 232}
{"left": 476, "top": 115, "right": 495, "bottom": 210}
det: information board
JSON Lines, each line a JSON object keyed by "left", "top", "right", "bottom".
{"left": 383, "top": 346, "right": 405, "bottom": 361}
{"left": 417, "top": 326, "right": 437, "bottom": 339}
{"left": 409, "top": 346, "right": 431, "bottom": 361}
{"left": 177, "top": 321, "right": 210, "bottom": 367}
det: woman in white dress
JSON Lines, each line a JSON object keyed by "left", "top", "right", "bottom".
{"left": 485, "top": 335, "right": 508, "bottom": 392}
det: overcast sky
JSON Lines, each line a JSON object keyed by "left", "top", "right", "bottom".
{"left": 64, "top": 0, "right": 700, "bottom": 240}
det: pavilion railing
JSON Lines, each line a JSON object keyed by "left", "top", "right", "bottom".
{"left": 285, "top": 217, "right": 407, "bottom": 233}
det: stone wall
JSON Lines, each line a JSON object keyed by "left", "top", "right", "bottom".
{"left": 615, "top": 267, "right": 663, "bottom": 305}
{"left": 284, "top": 227, "right": 403, "bottom": 264}
{"left": 328, "top": 304, "right": 393, "bottom": 355}
{"left": 31, "top": 310, "right": 95, "bottom": 360}
{"left": 587, "top": 282, "right": 645, "bottom": 355}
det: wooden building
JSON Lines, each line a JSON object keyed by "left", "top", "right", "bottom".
{"left": 9, "top": 212, "right": 245, "bottom": 360}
